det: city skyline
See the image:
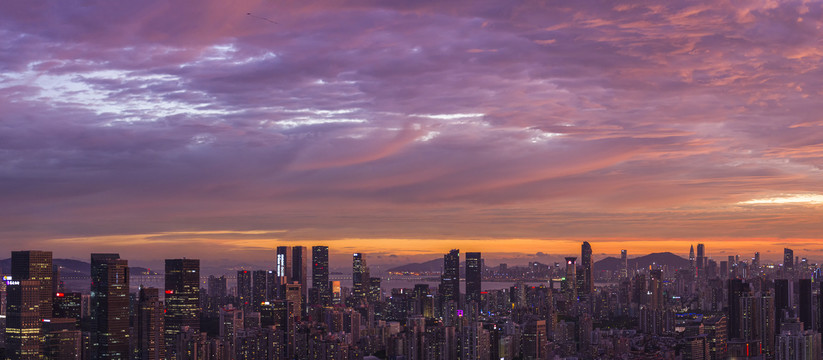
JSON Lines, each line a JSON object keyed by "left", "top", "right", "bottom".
{"left": 3, "top": 1, "right": 823, "bottom": 263}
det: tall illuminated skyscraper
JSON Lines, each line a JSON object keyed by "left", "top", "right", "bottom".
{"left": 237, "top": 270, "right": 252, "bottom": 309}
{"left": 137, "top": 287, "right": 165, "bottom": 360}
{"left": 90, "top": 253, "right": 129, "bottom": 360}
{"left": 581, "top": 242, "right": 593, "bottom": 295}
{"left": 783, "top": 248, "right": 794, "bottom": 272}
{"left": 164, "top": 258, "right": 199, "bottom": 359}
{"left": 441, "top": 249, "right": 460, "bottom": 306}
{"left": 620, "top": 250, "right": 628, "bottom": 278}
{"left": 276, "top": 246, "right": 292, "bottom": 281}
{"left": 6, "top": 279, "right": 42, "bottom": 359}
{"left": 352, "top": 253, "right": 369, "bottom": 302}
{"left": 292, "top": 246, "right": 308, "bottom": 310}
{"left": 689, "top": 245, "right": 695, "bottom": 275}
{"left": 465, "top": 252, "right": 482, "bottom": 305}
{"left": 563, "top": 257, "right": 577, "bottom": 300}
{"left": 312, "top": 246, "right": 330, "bottom": 306}
{"left": 696, "top": 243, "right": 705, "bottom": 278}
{"left": 252, "top": 270, "right": 267, "bottom": 311}
{"left": 11, "top": 250, "right": 53, "bottom": 319}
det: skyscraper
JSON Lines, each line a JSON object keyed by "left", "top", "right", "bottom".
{"left": 783, "top": 248, "right": 794, "bottom": 272}
{"left": 727, "top": 279, "right": 749, "bottom": 340}
{"left": 465, "top": 252, "right": 482, "bottom": 305}
{"left": 696, "top": 243, "right": 705, "bottom": 278}
{"left": 137, "top": 287, "right": 165, "bottom": 360}
{"left": 620, "top": 250, "right": 628, "bottom": 278}
{"left": 164, "top": 258, "right": 200, "bottom": 359}
{"left": 798, "top": 279, "right": 813, "bottom": 329}
{"left": 5, "top": 279, "right": 42, "bottom": 359}
{"left": 563, "top": 257, "right": 577, "bottom": 300}
{"left": 312, "top": 246, "right": 330, "bottom": 306}
{"left": 352, "top": 253, "right": 369, "bottom": 303}
{"left": 11, "top": 250, "right": 53, "bottom": 319}
{"left": 581, "top": 242, "right": 593, "bottom": 295}
{"left": 292, "top": 246, "right": 308, "bottom": 310}
{"left": 237, "top": 270, "right": 252, "bottom": 309}
{"left": 252, "top": 270, "right": 267, "bottom": 311}
{"left": 689, "top": 245, "right": 695, "bottom": 275}
{"left": 441, "top": 249, "right": 460, "bottom": 306}
{"left": 276, "top": 246, "right": 292, "bottom": 282}
{"left": 90, "top": 253, "right": 130, "bottom": 360}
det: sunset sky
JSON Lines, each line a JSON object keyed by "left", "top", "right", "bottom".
{"left": 2, "top": 0, "right": 823, "bottom": 267}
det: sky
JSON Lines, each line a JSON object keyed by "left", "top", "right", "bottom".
{"left": 2, "top": 0, "right": 823, "bottom": 267}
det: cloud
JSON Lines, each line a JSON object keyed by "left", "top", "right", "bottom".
{"left": 2, "top": 0, "right": 823, "bottom": 261}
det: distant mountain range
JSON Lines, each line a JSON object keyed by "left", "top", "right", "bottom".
{"left": 0, "top": 258, "right": 159, "bottom": 277}
{"left": 593, "top": 252, "right": 689, "bottom": 272}
{"left": 387, "top": 252, "right": 689, "bottom": 274}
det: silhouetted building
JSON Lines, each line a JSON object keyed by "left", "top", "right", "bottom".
{"left": 352, "top": 253, "right": 369, "bottom": 303}
{"left": 798, "top": 279, "right": 812, "bottom": 330}
{"left": 697, "top": 243, "right": 705, "bottom": 278}
{"left": 137, "top": 287, "right": 165, "bottom": 360}
{"left": 441, "top": 249, "right": 460, "bottom": 306}
{"left": 564, "top": 257, "right": 577, "bottom": 300}
{"left": 784, "top": 248, "right": 794, "bottom": 272}
{"left": 581, "top": 242, "right": 593, "bottom": 295}
{"left": 727, "top": 279, "right": 749, "bottom": 340}
{"left": 6, "top": 279, "right": 42, "bottom": 359}
{"left": 164, "top": 258, "right": 199, "bottom": 359}
{"left": 292, "top": 246, "right": 308, "bottom": 311}
{"left": 465, "top": 252, "right": 482, "bottom": 306}
{"left": 53, "top": 291, "right": 82, "bottom": 326}
{"left": 237, "top": 270, "right": 252, "bottom": 309}
{"left": 90, "top": 253, "right": 130, "bottom": 360}
{"left": 620, "top": 250, "right": 628, "bottom": 278}
{"left": 312, "top": 246, "right": 330, "bottom": 306}
{"left": 11, "top": 250, "right": 53, "bottom": 319}
{"left": 252, "top": 270, "right": 267, "bottom": 311}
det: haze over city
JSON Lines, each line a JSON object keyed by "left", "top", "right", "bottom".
{"left": 3, "top": 0, "right": 823, "bottom": 266}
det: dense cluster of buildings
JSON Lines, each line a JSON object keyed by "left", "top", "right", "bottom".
{"left": 0, "top": 244, "right": 822, "bottom": 359}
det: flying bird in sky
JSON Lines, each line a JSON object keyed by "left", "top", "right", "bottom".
{"left": 247, "top": 12, "right": 277, "bottom": 24}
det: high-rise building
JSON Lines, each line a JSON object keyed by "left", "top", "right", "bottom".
{"left": 207, "top": 275, "right": 227, "bottom": 313}
{"left": 649, "top": 269, "right": 663, "bottom": 309}
{"left": 352, "top": 253, "right": 369, "bottom": 303}
{"left": 758, "top": 293, "right": 776, "bottom": 358}
{"left": 252, "top": 270, "right": 267, "bottom": 311}
{"left": 285, "top": 283, "right": 302, "bottom": 322}
{"left": 11, "top": 250, "right": 53, "bottom": 319}
{"left": 5, "top": 279, "right": 42, "bottom": 359}
{"left": 752, "top": 252, "right": 760, "bottom": 270}
{"left": 774, "top": 279, "right": 790, "bottom": 333}
{"left": 237, "top": 270, "right": 252, "bottom": 309}
{"left": 563, "top": 257, "right": 577, "bottom": 300}
{"left": 90, "top": 253, "right": 130, "bottom": 360}
{"left": 783, "top": 248, "right": 794, "bottom": 272}
{"left": 696, "top": 244, "right": 705, "bottom": 278}
{"left": 581, "top": 242, "right": 593, "bottom": 295}
{"left": 689, "top": 245, "right": 695, "bottom": 275}
{"left": 798, "top": 279, "right": 813, "bottom": 330}
{"left": 727, "top": 279, "right": 749, "bottom": 340}
{"left": 276, "top": 246, "right": 292, "bottom": 282}
{"left": 312, "top": 246, "right": 330, "bottom": 306}
{"left": 43, "top": 318, "right": 81, "bottom": 360}
{"left": 465, "top": 252, "right": 482, "bottom": 305}
{"left": 292, "top": 246, "right": 308, "bottom": 310}
{"left": 164, "top": 258, "right": 200, "bottom": 359}
{"left": 441, "top": 249, "right": 460, "bottom": 306}
{"left": 137, "top": 287, "right": 165, "bottom": 360}
{"left": 53, "top": 291, "right": 82, "bottom": 326}
{"left": 620, "top": 250, "right": 628, "bottom": 278}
